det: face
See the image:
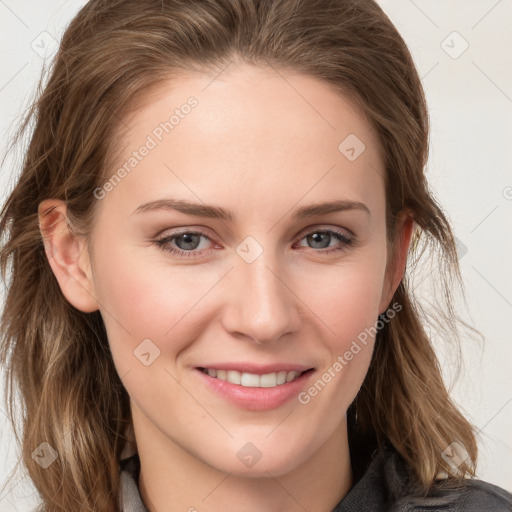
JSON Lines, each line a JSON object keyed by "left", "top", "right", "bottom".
{"left": 62, "top": 64, "right": 406, "bottom": 477}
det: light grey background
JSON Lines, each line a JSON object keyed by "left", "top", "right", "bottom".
{"left": 1, "top": 0, "right": 511, "bottom": 509}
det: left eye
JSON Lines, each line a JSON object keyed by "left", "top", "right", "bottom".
{"left": 296, "top": 230, "right": 352, "bottom": 251}
{"left": 166, "top": 232, "right": 207, "bottom": 251}
{"left": 153, "top": 228, "right": 354, "bottom": 258}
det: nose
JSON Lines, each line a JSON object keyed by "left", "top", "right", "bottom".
{"left": 221, "top": 248, "right": 302, "bottom": 345}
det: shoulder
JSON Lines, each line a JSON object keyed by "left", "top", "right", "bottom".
{"left": 338, "top": 440, "right": 512, "bottom": 512}
{"left": 381, "top": 446, "right": 512, "bottom": 512}
{"left": 393, "top": 477, "right": 512, "bottom": 511}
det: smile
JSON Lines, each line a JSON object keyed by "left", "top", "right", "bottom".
{"left": 196, "top": 364, "right": 316, "bottom": 410}
{"left": 199, "top": 368, "right": 306, "bottom": 387}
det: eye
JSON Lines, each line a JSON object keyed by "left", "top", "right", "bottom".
{"left": 294, "top": 228, "right": 354, "bottom": 255}
{"left": 153, "top": 231, "right": 214, "bottom": 258}
{"left": 152, "top": 227, "right": 355, "bottom": 259}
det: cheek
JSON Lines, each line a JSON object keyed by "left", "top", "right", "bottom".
{"left": 293, "top": 266, "right": 386, "bottom": 425}
{"left": 329, "top": 273, "right": 384, "bottom": 344}
{"left": 297, "top": 248, "right": 388, "bottom": 395}
{"left": 91, "top": 240, "right": 214, "bottom": 364}
{"left": 305, "top": 254, "right": 388, "bottom": 345}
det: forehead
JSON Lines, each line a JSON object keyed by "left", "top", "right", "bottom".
{"left": 100, "top": 63, "right": 386, "bottom": 223}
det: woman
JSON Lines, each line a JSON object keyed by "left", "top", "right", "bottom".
{"left": 1, "top": 0, "right": 511, "bottom": 511}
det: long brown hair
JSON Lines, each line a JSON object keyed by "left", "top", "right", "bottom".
{"left": 1, "top": 0, "right": 478, "bottom": 510}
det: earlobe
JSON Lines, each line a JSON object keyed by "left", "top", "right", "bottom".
{"left": 379, "top": 211, "right": 415, "bottom": 314}
{"left": 38, "top": 199, "right": 99, "bottom": 313}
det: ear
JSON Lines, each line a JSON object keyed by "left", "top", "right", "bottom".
{"left": 38, "top": 199, "right": 99, "bottom": 313}
{"left": 378, "top": 210, "right": 415, "bottom": 314}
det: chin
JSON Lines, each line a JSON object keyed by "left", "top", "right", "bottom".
{"left": 199, "top": 437, "right": 316, "bottom": 478}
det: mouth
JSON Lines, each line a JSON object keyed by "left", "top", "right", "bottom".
{"left": 195, "top": 365, "right": 315, "bottom": 411}
{"left": 198, "top": 367, "right": 313, "bottom": 388}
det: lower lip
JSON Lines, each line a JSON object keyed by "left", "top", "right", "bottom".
{"left": 195, "top": 369, "right": 315, "bottom": 411}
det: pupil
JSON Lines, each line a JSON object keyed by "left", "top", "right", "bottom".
{"left": 309, "top": 232, "right": 330, "bottom": 249}
{"left": 177, "top": 233, "right": 200, "bottom": 250}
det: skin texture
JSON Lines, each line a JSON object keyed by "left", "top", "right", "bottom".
{"left": 39, "top": 63, "right": 413, "bottom": 512}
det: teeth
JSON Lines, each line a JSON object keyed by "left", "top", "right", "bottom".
{"left": 260, "top": 373, "right": 277, "bottom": 387}
{"left": 286, "top": 371, "right": 298, "bottom": 383}
{"left": 241, "top": 372, "right": 260, "bottom": 387}
{"left": 227, "top": 370, "right": 241, "bottom": 385}
{"left": 202, "top": 368, "right": 303, "bottom": 387}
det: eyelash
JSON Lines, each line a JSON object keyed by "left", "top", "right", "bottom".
{"left": 152, "top": 228, "right": 355, "bottom": 259}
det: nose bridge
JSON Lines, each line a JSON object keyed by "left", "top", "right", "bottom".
{"left": 223, "top": 240, "right": 301, "bottom": 344}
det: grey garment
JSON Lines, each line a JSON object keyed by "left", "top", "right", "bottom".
{"left": 119, "top": 459, "right": 148, "bottom": 512}
{"left": 333, "top": 444, "right": 512, "bottom": 512}
{"left": 118, "top": 446, "right": 512, "bottom": 512}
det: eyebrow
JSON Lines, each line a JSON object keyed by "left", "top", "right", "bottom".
{"left": 132, "top": 198, "right": 370, "bottom": 220}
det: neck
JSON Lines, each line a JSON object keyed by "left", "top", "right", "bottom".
{"left": 134, "top": 413, "right": 353, "bottom": 512}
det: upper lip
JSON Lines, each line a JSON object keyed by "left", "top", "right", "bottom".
{"left": 197, "top": 363, "right": 314, "bottom": 374}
